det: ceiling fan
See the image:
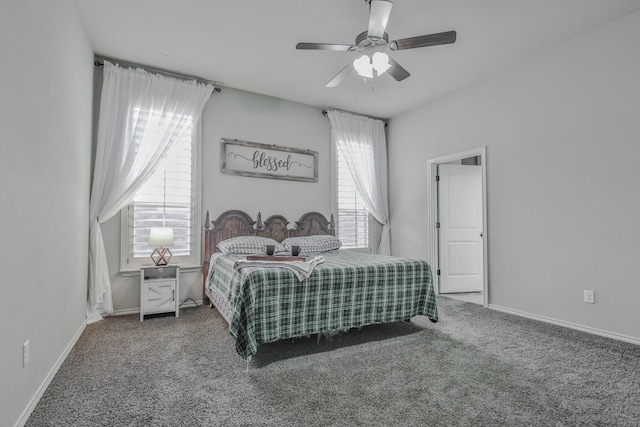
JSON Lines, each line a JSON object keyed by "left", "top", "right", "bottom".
{"left": 296, "top": 0, "right": 456, "bottom": 87}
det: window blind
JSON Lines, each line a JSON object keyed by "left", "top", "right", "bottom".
{"left": 337, "top": 148, "right": 369, "bottom": 249}
{"left": 131, "top": 115, "right": 194, "bottom": 259}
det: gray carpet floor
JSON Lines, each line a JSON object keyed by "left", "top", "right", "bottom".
{"left": 26, "top": 297, "right": 640, "bottom": 426}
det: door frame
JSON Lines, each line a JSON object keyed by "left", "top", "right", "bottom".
{"left": 426, "top": 147, "right": 489, "bottom": 307}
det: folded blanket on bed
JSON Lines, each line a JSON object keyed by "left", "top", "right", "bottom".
{"left": 233, "top": 255, "right": 325, "bottom": 282}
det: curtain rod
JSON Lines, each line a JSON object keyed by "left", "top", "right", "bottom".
{"left": 322, "top": 109, "right": 388, "bottom": 127}
{"left": 94, "top": 57, "right": 222, "bottom": 92}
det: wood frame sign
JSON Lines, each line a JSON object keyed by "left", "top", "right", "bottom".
{"left": 220, "top": 138, "right": 318, "bottom": 182}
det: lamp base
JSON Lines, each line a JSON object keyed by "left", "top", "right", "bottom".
{"left": 151, "top": 246, "right": 173, "bottom": 266}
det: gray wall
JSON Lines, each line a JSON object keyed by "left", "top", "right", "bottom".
{"left": 102, "top": 87, "right": 331, "bottom": 312}
{"left": 388, "top": 12, "right": 640, "bottom": 341}
{"left": 0, "top": 1, "right": 93, "bottom": 426}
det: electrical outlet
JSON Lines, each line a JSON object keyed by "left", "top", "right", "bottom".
{"left": 584, "top": 290, "right": 595, "bottom": 304}
{"left": 23, "top": 340, "right": 30, "bottom": 366}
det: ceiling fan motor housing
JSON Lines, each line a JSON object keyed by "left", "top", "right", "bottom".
{"left": 354, "top": 31, "right": 389, "bottom": 52}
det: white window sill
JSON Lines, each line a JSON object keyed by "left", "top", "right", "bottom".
{"left": 120, "top": 264, "right": 202, "bottom": 277}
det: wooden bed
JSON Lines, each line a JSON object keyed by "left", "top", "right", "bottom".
{"left": 202, "top": 209, "right": 335, "bottom": 303}
{"left": 202, "top": 209, "right": 438, "bottom": 360}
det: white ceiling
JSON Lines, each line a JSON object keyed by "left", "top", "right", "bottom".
{"left": 76, "top": 0, "right": 640, "bottom": 119}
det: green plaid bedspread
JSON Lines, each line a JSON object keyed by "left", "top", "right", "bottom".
{"left": 207, "top": 250, "right": 438, "bottom": 359}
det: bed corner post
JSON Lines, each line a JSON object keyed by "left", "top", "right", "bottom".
{"left": 256, "top": 211, "right": 263, "bottom": 230}
{"left": 204, "top": 210, "right": 211, "bottom": 257}
{"left": 203, "top": 211, "right": 211, "bottom": 305}
{"left": 329, "top": 213, "right": 335, "bottom": 236}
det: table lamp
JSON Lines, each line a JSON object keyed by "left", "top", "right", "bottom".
{"left": 149, "top": 170, "right": 173, "bottom": 266}
{"left": 149, "top": 227, "right": 174, "bottom": 266}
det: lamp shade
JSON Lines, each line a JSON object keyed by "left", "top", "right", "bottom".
{"left": 149, "top": 227, "right": 174, "bottom": 246}
{"left": 372, "top": 52, "right": 391, "bottom": 75}
{"left": 353, "top": 54, "right": 373, "bottom": 78}
{"left": 353, "top": 53, "right": 391, "bottom": 78}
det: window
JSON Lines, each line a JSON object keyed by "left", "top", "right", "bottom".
{"left": 120, "top": 110, "right": 201, "bottom": 271}
{"left": 332, "top": 137, "right": 370, "bottom": 250}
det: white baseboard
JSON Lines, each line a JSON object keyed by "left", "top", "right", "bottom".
{"left": 109, "top": 299, "right": 204, "bottom": 317}
{"left": 14, "top": 320, "right": 86, "bottom": 427}
{"left": 109, "top": 307, "right": 140, "bottom": 316}
{"left": 488, "top": 304, "right": 640, "bottom": 346}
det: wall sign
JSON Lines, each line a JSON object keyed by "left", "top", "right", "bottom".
{"left": 220, "top": 138, "right": 318, "bottom": 182}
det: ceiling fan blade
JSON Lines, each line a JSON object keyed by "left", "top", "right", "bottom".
{"left": 296, "top": 42, "right": 355, "bottom": 51}
{"left": 367, "top": 0, "right": 393, "bottom": 40}
{"left": 326, "top": 62, "right": 353, "bottom": 88}
{"left": 387, "top": 57, "right": 410, "bottom": 82}
{"left": 390, "top": 30, "right": 457, "bottom": 50}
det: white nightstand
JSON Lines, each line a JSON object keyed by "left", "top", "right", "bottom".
{"left": 140, "top": 265, "right": 180, "bottom": 321}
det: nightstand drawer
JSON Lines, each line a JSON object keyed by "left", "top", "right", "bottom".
{"left": 143, "top": 266, "right": 178, "bottom": 280}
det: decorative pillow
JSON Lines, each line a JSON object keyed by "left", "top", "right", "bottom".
{"left": 281, "top": 235, "right": 342, "bottom": 253}
{"left": 217, "top": 236, "right": 284, "bottom": 254}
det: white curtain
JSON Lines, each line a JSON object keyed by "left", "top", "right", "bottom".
{"left": 88, "top": 61, "right": 213, "bottom": 323}
{"left": 327, "top": 110, "right": 391, "bottom": 255}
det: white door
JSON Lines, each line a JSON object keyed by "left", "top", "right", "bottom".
{"left": 438, "top": 164, "right": 483, "bottom": 293}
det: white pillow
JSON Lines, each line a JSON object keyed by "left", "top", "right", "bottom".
{"left": 281, "top": 235, "right": 342, "bottom": 253}
{"left": 217, "top": 236, "right": 284, "bottom": 254}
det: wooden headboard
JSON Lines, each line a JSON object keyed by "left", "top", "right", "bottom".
{"left": 202, "top": 209, "right": 334, "bottom": 302}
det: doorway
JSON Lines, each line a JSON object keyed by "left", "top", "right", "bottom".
{"left": 427, "top": 147, "right": 488, "bottom": 307}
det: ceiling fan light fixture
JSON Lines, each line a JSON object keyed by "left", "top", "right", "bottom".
{"left": 372, "top": 52, "right": 391, "bottom": 75}
{"left": 354, "top": 53, "right": 391, "bottom": 78}
{"left": 353, "top": 54, "right": 374, "bottom": 78}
